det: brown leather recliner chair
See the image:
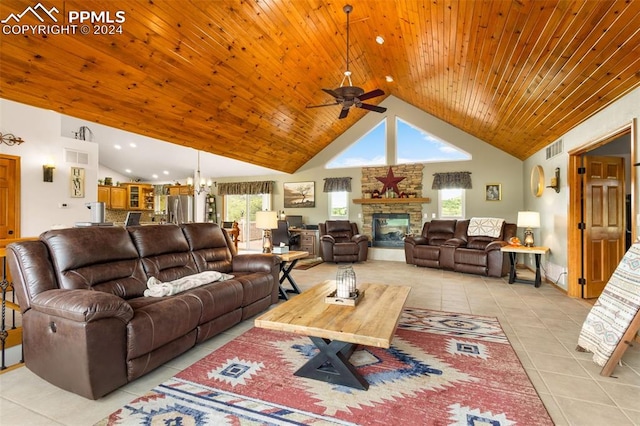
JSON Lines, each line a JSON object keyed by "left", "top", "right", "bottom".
{"left": 319, "top": 220, "right": 369, "bottom": 262}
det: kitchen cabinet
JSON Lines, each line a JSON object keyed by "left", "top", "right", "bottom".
{"left": 291, "top": 229, "right": 320, "bottom": 258}
{"left": 121, "top": 183, "right": 154, "bottom": 210}
{"left": 98, "top": 185, "right": 127, "bottom": 210}
{"left": 168, "top": 185, "right": 194, "bottom": 196}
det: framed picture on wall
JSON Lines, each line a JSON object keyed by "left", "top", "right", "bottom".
{"left": 70, "top": 167, "right": 85, "bottom": 198}
{"left": 485, "top": 183, "right": 501, "bottom": 201}
{"left": 284, "top": 181, "right": 315, "bottom": 208}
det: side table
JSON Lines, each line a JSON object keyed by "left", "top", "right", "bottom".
{"left": 500, "top": 245, "right": 550, "bottom": 288}
{"left": 275, "top": 250, "right": 309, "bottom": 300}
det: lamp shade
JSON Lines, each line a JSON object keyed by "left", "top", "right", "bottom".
{"left": 255, "top": 211, "right": 278, "bottom": 230}
{"left": 517, "top": 211, "right": 540, "bottom": 228}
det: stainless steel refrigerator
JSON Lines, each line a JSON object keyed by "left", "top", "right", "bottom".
{"left": 166, "top": 195, "right": 194, "bottom": 224}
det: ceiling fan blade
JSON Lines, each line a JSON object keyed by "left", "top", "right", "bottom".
{"left": 322, "top": 88, "right": 342, "bottom": 99}
{"left": 358, "top": 88, "right": 385, "bottom": 101}
{"left": 338, "top": 107, "right": 350, "bottom": 119}
{"left": 358, "top": 103, "right": 387, "bottom": 113}
{"left": 306, "top": 102, "right": 340, "bottom": 109}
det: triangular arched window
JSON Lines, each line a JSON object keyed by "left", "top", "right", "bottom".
{"left": 326, "top": 119, "right": 386, "bottom": 168}
{"left": 396, "top": 118, "right": 470, "bottom": 164}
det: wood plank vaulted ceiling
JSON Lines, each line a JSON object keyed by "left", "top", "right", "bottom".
{"left": 1, "top": 0, "right": 639, "bottom": 174}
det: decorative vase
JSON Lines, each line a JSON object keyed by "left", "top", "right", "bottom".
{"left": 336, "top": 265, "right": 356, "bottom": 298}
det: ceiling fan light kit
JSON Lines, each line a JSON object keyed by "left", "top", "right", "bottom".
{"left": 306, "top": 4, "right": 387, "bottom": 119}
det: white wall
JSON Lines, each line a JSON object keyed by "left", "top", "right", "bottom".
{"left": 523, "top": 86, "right": 640, "bottom": 290}
{"left": 0, "top": 99, "right": 99, "bottom": 236}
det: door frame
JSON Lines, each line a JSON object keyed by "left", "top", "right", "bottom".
{"left": 0, "top": 153, "right": 21, "bottom": 239}
{"left": 567, "top": 119, "right": 636, "bottom": 298}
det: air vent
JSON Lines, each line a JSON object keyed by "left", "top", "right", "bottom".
{"left": 546, "top": 139, "right": 563, "bottom": 159}
{"left": 64, "top": 148, "right": 89, "bottom": 165}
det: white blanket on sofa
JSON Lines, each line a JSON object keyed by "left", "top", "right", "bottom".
{"left": 467, "top": 217, "right": 505, "bottom": 238}
{"left": 144, "top": 271, "right": 234, "bottom": 297}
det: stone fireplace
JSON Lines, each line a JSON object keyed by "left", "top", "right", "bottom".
{"left": 372, "top": 213, "right": 410, "bottom": 247}
{"left": 358, "top": 164, "right": 427, "bottom": 246}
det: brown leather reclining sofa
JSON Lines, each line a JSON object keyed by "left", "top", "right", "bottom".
{"left": 404, "top": 219, "right": 516, "bottom": 277}
{"left": 6, "top": 222, "right": 280, "bottom": 400}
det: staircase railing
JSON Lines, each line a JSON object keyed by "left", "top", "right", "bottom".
{"left": 1, "top": 238, "right": 37, "bottom": 371}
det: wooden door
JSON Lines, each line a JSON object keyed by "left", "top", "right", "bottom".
{"left": 583, "top": 155, "right": 625, "bottom": 298}
{"left": 0, "top": 155, "right": 20, "bottom": 239}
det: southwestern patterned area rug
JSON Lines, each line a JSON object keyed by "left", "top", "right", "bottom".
{"left": 98, "top": 308, "right": 553, "bottom": 425}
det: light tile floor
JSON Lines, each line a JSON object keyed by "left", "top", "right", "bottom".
{"left": 1, "top": 260, "right": 639, "bottom": 425}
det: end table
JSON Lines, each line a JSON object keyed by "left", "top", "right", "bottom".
{"left": 500, "top": 245, "right": 550, "bottom": 287}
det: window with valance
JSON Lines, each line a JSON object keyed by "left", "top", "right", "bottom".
{"left": 217, "top": 181, "right": 274, "bottom": 195}
{"left": 323, "top": 177, "right": 352, "bottom": 192}
{"left": 431, "top": 172, "right": 472, "bottom": 190}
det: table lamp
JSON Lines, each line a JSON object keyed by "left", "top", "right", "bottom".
{"left": 256, "top": 210, "right": 278, "bottom": 253}
{"left": 517, "top": 211, "right": 540, "bottom": 247}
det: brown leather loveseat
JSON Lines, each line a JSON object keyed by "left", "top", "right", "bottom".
{"left": 404, "top": 219, "right": 516, "bottom": 277}
{"left": 6, "top": 222, "right": 280, "bottom": 400}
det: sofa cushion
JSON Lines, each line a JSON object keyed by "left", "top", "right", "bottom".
{"left": 126, "top": 293, "right": 202, "bottom": 359}
{"left": 414, "top": 245, "right": 441, "bottom": 261}
{"left": 128, "top": 225, "right": 199, "bottom": 282}
{"left": 232, "top": 272, "right": 276, "bottom": 306}
{"left": 324, "top": 220, "right": 354, "bottom": 242}
{"left": 334, "top": 242, "right": 360, "bottom": 256}
{"left": 41, "top": 227, "right": 147, "bottom": 299}
{"left": 455, "top": 248, "right": 488, "bottom": 266}
{"left": 426, "top": 220, "right": 457, "bottom": 246}
{"left": 181, "top": 223, "right": 233, "bottom": 273}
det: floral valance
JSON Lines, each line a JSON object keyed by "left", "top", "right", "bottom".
{"left": 217, "top": 181, "right": 274, "bottom": 195}
{"left": 432, "top": 172, "right": 472, "bottom": 190}
{"left": 323, "top": 177, "right": 352, "bottom": 192}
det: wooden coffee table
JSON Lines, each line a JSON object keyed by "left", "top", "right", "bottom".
{"left": 254, "top": 280, "right": 411, "bottom": 390}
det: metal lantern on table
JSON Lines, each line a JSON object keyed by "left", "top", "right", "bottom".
{"left": 336, "top": 265, "right": 357, "bottom": 298}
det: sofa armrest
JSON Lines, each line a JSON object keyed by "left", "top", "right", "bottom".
{"left": 232, "top": 253, "right": 280, "bottom": 274}
{"left": 486, "top": 240, "right": 508, "bottom": 252}
{"left": 321, "top": 235, "right": 336, "bottom": 243}
{"left": 352, "top": 234, "right": 368, "bottom": 244}
{"left": 30, "top": 289, "right": 133, "bottom": 323}
{"left": 404, "top": 236, "right": 427, "bottom": 246}
{"left": 443, "top": 238, "right": 467, "bottom": 248}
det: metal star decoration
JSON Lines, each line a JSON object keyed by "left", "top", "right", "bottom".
{"left": 376, "top": 167, "right": 405, "bottom": 195}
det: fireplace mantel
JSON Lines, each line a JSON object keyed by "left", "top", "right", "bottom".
{"left": 353, "top": 197, "right": 431, "bottom": 204}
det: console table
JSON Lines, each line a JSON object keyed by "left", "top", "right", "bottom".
{"left": 500, "top": 245, "right": 550, "bottom": 288}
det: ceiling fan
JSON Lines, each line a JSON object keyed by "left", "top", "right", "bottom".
{"left": 306, "top": 4, "right": 387, "bottom": 119}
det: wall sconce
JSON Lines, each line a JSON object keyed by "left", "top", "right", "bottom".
{"left": 43, "top": 164, "right": 55, "bottom": 182}
{"left": 547, "top": 167, "right": 560, "bottom": 193}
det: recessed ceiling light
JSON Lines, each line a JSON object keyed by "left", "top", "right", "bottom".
{"left": 129, "top": 143, "right": 137, "bottom": 148}
{"left": 376, "top": 35, "right": 384, "bottom": 44}
{"left": 125, "top": 169, "right": 132, "bottom": 173}
{"left": 163, "top": 170, "right": 169, "bottom": 175}
{"left": 114, "top": 144, "right": 122, "bottom": 150}
{"left": 385, "top": 75, "right": 394, "bottom": 82}
{"left": 152, "top": 174, "right": 158, "bottom": 179}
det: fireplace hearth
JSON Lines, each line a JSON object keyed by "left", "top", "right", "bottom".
{"left": 372, "top": 213, "right": 410, "bottom": 247}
